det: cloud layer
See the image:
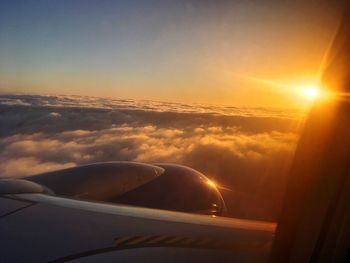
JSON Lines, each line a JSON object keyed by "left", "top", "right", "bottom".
{"left": 0, "top": 94, "right": 303, "bottom": 220}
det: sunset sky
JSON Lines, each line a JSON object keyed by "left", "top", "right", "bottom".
{"left": 1, "top": 0, "right": 346, "bottom": 220}
{"left": 0, "top": 0, "right": 343, "bottom": 107}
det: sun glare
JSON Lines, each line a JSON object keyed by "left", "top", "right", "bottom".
{"left": 302, "top": 86, "right": 319, "bottom": 99}
{"left": 207, "top": 180, "right": 216, "bottom": 188}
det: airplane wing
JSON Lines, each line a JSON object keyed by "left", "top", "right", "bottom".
{"left": 0, "top": 171, "right": 275, "bottom": 262}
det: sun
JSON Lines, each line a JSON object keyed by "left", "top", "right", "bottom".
{"left": 302, "top": 86, "right": 319, "bottom": 99}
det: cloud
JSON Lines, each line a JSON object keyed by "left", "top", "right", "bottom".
{"left": 0, "top": 157, "right": 75, "bottom": 179}
{"left": 48, "top": 112, "right": 62, "bottom": 118}
{"left": 0, "top": 97, "right": 31, "bottom": 106}
{"left": 0, "top": 94, "right": 304, "bottom": 118}
{"left": 0, "top": 95, "right": 303, "bottom": 138}
{"left": 0, "top": 94, "right": 302, "bottom": 220}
